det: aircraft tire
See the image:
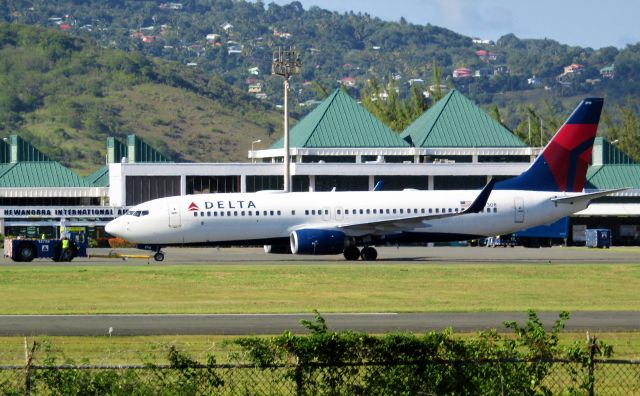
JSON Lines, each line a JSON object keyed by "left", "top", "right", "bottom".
{"left": 343, "top": 246, "right": 360, "bottom": 261}
{"left": 360, "top": 246, "right": 378, "bottom": 261}
{"left": 154, "top": 252, "right": 165, "bottom": 262}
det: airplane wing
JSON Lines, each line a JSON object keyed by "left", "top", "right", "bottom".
{"left": 337, "top": 179, "right": 496, "bottom": 233}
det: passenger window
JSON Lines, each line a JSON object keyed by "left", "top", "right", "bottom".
{"left": 207, "top": 211, "right": 211, "bottom": 217}
{"left": 241, "top": 211, "right": 245, "bottom": 216}
{"left": 421, "top": 208, "right": 425, "bottom": 214}
{"left": 270, "top": 210, "right": 275, "bottom": 216}
{"left": 227, "top": 211, "right": 231, "bottom": 216}
{"left": 435, "top": 208, "right": 439, "bottom": 213}
{"left": 373, "top": 209, "right": 377, "bottom": 214}
{"left": 494, "top": 207, "right": 498, "bottom": 213}
{"left": 214, "top": 212, "right": 218, "bottom": 216}
{"left": 220, "top": 212, "right": 224, "bottom": 217}
{"left": 194, "top": 212, "right": 198, "bottom": 217}
{"left": 291, "top": 210, "right": 295, "bottom": 215}
{"left": 234, "top": 211, "right": 238, "bottom": 216}
{"left": 263, "top": 211, "right": 268, "bottom": 216}
{"left": 429, "top": 208, "right": 432, "bottom": 213}
{"left": 359, "top": 209, "right": 364, "bottom": 214}
{"left": 400, "top": 209, "right": 404, "bottom": 214}
{"left": 312, "top": 210, "right": 316, "bottom": 215}
{"left": 455, "top": 208, "right": 459, "bottom": 213}
{"left": 337, "top": 209, "right": 341, "bottom": 215}
{"left": 393, "top": 209, "right": 397, "bottom": 214}
{"left": 366, "top": 209, "right": 370, "bottom": 214}
{"left": 386, "top": 209, "right": 390, "bottom": 214}
{"left": 305, "top": 210, "right": 309, "bottom": 215}
{"left": 277, "top": 210, "right": 281, "bottom": 215}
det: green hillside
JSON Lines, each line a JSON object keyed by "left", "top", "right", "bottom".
{"left": 0, "top": 23, "right": 282, "bottom": 175}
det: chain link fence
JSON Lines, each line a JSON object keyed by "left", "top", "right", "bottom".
{"left": 1, "top": 359, "right": 638, "bottom": 395}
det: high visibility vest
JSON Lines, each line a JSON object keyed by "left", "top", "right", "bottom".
{"left": 62, "top": 239, "right": 70, "bottom": 249}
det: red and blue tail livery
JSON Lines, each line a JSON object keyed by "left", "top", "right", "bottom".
{"left": 496, "top": 98, "right": 604, "bottom": 192}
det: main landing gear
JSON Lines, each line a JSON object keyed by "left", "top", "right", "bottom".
{"left": 343, "top": 246, "right": 378, "bottom": 261}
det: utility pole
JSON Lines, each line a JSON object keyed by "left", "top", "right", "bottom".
{"left": 272, "top": 47, "right": 301, "bottom": 192}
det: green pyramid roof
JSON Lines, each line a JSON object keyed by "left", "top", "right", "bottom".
{"left": 586, "top": 165, "right": 640, "bottom": 189}
{"left": 271, "top": 89, "right": 409, "bottom": 148}
{"left": 0, "top": 162, "right": 91, "bottom": 187}
{"left": 401, "top": 90, "right": 526, "bottom": 148}
{"left": 85, "top": 165, "right": 109, "bottom": 187}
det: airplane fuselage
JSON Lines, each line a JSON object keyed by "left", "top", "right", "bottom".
{"left": 111, "top": 189, "right": 584, "bottom": 246}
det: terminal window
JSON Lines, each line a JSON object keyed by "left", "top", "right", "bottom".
{"left": 126, "top": 176, "right": 180, "bottom": 206}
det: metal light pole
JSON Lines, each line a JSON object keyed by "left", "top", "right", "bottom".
{"left": 251, "top": 139, "right": 261, "bottom": 163}
{"left": 272, "top": 47, "right": 301, "bottom": 192}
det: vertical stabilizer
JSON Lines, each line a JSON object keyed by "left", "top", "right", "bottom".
{"left": 496, "top": 98, "right": 603, "bottom": 192}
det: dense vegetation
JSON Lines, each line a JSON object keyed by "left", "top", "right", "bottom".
{"left": 8, "top": 311, "right": 614, "bottom": 394}
{"left": 1, "top": 1, "right": 640, "bottom": 166}
{"left": 0, "top": 23, "right": 281, "bottom": 174}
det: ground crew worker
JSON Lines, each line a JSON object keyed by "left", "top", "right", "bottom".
{"left": 61, "top": 235, "right": 70, "bottom": 258}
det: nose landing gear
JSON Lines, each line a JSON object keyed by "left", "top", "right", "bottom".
{"left": 153, "top": 250, "right": 165, "bottom": 262}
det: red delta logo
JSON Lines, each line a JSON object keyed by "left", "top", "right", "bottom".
{"left": 188, "top": 202, "right": 200, "bottom": 211}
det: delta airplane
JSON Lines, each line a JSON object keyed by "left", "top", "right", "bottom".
{"left": 105, "top": 97, "right": 623, "bottom": 261}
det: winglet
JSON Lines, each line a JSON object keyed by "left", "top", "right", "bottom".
{"left": 465, "top": 179, "right": 496, "bottom": 213}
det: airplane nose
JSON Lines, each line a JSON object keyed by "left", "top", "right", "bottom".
{"left": 105, "top": 219, "right": 121, "bottom": 237}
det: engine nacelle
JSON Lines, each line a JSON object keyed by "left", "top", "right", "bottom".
{"left": 290, "top": 229, "right": 346, "bottom": 255}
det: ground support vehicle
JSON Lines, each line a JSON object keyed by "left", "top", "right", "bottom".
{"left": 4, "top": 233, "right": 87, "bottom": 262}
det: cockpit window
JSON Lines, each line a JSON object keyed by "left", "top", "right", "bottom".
{"left": 126, "top": 210, "right": 150, "bottom": 217}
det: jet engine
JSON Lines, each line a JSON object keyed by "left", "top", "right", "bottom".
{"left": 290, "top": 229, "right": 346, "bottom": 255}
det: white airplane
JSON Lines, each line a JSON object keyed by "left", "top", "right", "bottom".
{"left": 105, "top": 97, "right": 623, "bottom": 261}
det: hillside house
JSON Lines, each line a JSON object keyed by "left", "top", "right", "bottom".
{"left": 600, "top": 64, "right": 615, "bottom": 79}
{"left": 563, "top": 63, "right": 584, "bottom": 75}
{"left": 221, "top": 22, "right": 233, "bottom": 32}
{"left": 159, "top": 3, "right": 183, "bottom": 10}
{"left": 248, "top": 67, "right": 260, "bottom": 75}
{"left": 228, "top": 45, "right": 242, "bottom": 55}
{"left": 248, "top": 83, "right": 263, "bottom": 94}
{"left": 493, "top": 65, "right": 509, "bottom": 75}
{"left": 475, "top": 50, "right": 498, "bottom": 61}
{"left": 273, "top": 30, "right": 292, "bottom": 39}
{"left": 453, "top": 68, "right": 472, "bottom": 79}
{"left": 338, "top": 77, "right": 356, "bottom": 87}
{"left": 206, "top": 33, "right": 220, "bottom": 42}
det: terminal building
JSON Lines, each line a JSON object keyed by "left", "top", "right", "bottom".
{"left": 2, "top": 90, "right": 639, "bottom": 245}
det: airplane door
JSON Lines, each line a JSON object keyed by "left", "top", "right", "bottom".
{"left": 322, "top": 207, "right": 331, "bottom": 221}
{"left": 335, "top": 207, "right": 344, "bottom": 221}
{"left": 168, "top": 205, "right": 182, "bottom": 228}
{"left": 514, "top": 198, "right": 525, "bottom": 223}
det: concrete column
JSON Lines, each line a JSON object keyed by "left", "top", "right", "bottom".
{"left": 368, "top": 176, "right": 375, "bottom": 190}
{"left": 428, "top": 175, "right": 434, "bottom": 190}
{"left": 240, "top": 174, "right": 247, "bottom": 193}
{"left": 308, "top": 175, "right": 315, "bottom": 192}
{"left": 180, "top": 175, "right": 187, "bottom": 196}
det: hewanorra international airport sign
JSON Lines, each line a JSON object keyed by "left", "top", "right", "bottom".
{"left": 1, "top": 206, "right": 128, "bottom": 219}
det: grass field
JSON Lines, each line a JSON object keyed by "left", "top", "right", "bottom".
{"left": 1, "top": 332, "right": 639, "bottom": 365}
{"left": 0, "top": 263, "right": 639, "bottom": 314}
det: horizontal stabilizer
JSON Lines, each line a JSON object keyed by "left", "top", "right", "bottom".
{"left": 551, "top": 188, "right": 628, "bottom": 204}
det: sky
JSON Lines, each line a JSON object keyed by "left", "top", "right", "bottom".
{"left": 270, "top": 0, "right": 639, "bottom": 49}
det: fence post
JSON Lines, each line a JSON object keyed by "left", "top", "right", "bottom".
{"left": 23, "top": 338, "right": 36, "bottom": 396}
{"left": 587, "top": 333, "right": 596, "bottom": 396}
{"left": 295, "top": 359, "right": 303, "bottom": 396}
